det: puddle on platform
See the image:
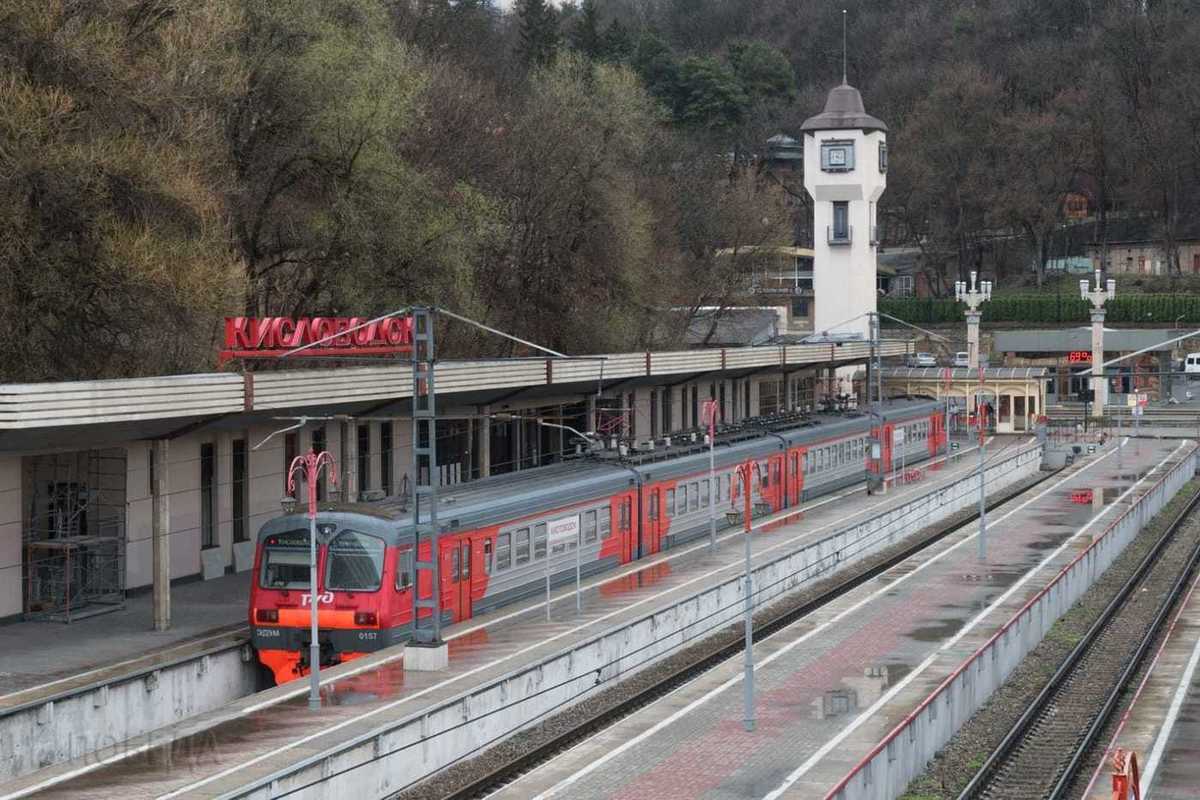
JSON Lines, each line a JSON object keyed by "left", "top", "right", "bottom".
{"left": 600, "top": 560, "right": 672, "bottom": 597}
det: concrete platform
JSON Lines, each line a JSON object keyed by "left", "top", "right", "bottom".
{"left": 0, "top": 572, "right": 249, "bottom": 701}
{"left": 0, "top": 436, "right": 1031, "bottom": 799}
{"left": 1079, "top": 569, "right": 1200, "bottom": 799}
{"left": 483, "top": 437, "right": 1191, "bottom": 800}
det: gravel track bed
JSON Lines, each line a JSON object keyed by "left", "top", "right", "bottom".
{"left": 390, "top": 469, "right": 1051, "bottom": 800}
{"left": 900, "top": 478, "right": 1200, "bottom": 800}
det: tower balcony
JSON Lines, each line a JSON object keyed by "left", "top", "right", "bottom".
{"left": 827, "top": 225, "right": 852, "bottom": 246}
{"left": 869, "top": 225, "right": 880, "bottom": 246}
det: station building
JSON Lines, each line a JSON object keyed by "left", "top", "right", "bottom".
{"left": 0, "top": 340, "right": 905, "bottom": 623}
{"left": 992, "top": 328, "right": 1178, "bottom": 404}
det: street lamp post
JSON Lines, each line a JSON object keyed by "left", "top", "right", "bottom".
{"left": 1081, "top": 270, "right": 1116, "bottom": 418}
{"left": 732, "top": 459, "right": 763, "bottom": 732}
{"left": 284, "top": 448, "right": 338, "bottom": 710}
{"left": 954, "top": 271, "right": 993, "bottom": 371}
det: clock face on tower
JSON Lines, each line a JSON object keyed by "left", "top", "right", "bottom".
{"left": 820, "top": 140, "right": 855, "bottom": 172}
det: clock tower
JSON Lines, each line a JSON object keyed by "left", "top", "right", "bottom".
{"left": 801, "top": 82, "right": 888, "bottom": 340}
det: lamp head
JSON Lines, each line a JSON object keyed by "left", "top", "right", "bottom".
{"left": 1079, "top": 279, "right": 1089, "bottom": 300}
{"left": 1106, "top": 278, "right": 1116, "bottom": 299}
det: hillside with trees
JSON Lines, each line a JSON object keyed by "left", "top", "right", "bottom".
{"left": 1, "top": 0, "right": 1196, "bottom": 380}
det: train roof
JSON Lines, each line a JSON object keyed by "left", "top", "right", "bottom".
{"left": 255, "top": 397, "right": 944, "bottom": 542}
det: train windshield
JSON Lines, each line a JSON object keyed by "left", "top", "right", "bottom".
{"left": 325, "top": 530, "right": 386, "bottom": 592}
{"left": 260, "top": 530, "right": 310, "bottom": 589}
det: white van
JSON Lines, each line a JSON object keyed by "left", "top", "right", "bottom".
{"left": 1185, "top": 353, "right": 1200, "bottom": 379}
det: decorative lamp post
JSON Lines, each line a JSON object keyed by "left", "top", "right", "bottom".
{"left": 1081, "top": 270, "right": 1116, "bottom": 417}
{"left": 701, "top": 400, "right": 720, "bottom": 552}
{"left": 954, "top": 271, "right": 993, "bottom": 371}
{"left": 732, "top": 459, "right": 764, "bottom": 732}
{"left": 284, "top": 448, "right": 338, "bottom": 710}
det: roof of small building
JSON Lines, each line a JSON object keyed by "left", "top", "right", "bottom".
{"left": 800, "top": 83, "right": 888, "bottom": 134}
{"left": 685, "top": 308, "right": 780, "bottom": 347}
{"left": 993, "top": 328, "right": 1179, "bottom": 353}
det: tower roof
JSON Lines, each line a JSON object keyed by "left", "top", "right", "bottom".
{"left": 800, "top": 83, "right": 887, "bottom": 134}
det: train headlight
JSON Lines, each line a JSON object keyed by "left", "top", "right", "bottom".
{"left": 256, "top": 608, "right": 279, "bottom": 624}
{"left": 354, "top": 611, "right": 378, "bottom": 626}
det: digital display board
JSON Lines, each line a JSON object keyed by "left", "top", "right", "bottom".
{"left": 1068, "top": 351, "right": 1092, "bottom": 363}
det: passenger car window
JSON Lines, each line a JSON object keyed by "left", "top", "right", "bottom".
{"left": 483, "top": 540, "right": 493, "bottom": 576}
{"left": 600, "top": 509, "right": 612, "bottom": 539}
{"left": 535, "top": 522, "right": 548, "bottom": 558}
{"left": 515, "top": 528, "right": 531, "bottom": 565}
{"left": 689, "top": 482, "right": 699, "bottom": 511}
{"left": 584, "top": 510, "right": 598, "bottom": 543}
{"left": 496, "top": 533, "right": 511, "bottom": 571}
{"left": 666, "top": 489, "right": 675, "bottom": 517}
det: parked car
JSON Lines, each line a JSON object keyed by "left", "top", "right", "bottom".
{"left": 906, "top": 352, "right": 937, "bottom": 367}
{"left": 1185, "top": 352, "right": 1200, "bottom": 379}
{"left": 953, "top": 352, "right": 969, "bottom": 368}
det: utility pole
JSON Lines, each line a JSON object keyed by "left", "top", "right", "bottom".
{"left": 734, "top": 459, "right": 763, "bottom": 732}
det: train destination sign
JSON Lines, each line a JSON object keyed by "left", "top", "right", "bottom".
{"left": 220, "top": 315, "right": 413, "bottom": 364}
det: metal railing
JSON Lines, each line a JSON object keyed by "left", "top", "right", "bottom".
{"left": 827, "top": 225, "right": 853, "bottom": 245}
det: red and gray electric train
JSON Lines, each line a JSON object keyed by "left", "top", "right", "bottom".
{"left": 249, "top": 398, "right": 947, "bottom": 684}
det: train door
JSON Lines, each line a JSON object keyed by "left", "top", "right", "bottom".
{"left": 881, "top": 423, "right": 895, "bottom": 475}
{"left": 618, "top": 494, "right": 637, "bottom": 561}
{"left": 644, "top": 486, "right": 665, "bottom": 555}
{"left": 770, "top": 455, "right": 784, "bottom": 511}
{"left": 789, "top": 447, "right": 806, "bottom": 507}
{"left": 928, "top": 413, "right": 943, "bottom": 458}
{"left": 439, "top": 535, "right": 473, "bottom": 622}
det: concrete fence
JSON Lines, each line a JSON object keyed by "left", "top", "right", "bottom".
{"left": 239, "top": 444, "right": 1043, "bottom": 799}
{"left": 0, "top": 637, "right": 255, "bottom": 782}
{"left": 825, "top": 442, "right": 1198, "bottom": 800}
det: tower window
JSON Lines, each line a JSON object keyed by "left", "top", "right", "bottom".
{"left": 821, "top": 140, "right": 855, "bottom": 172}
{"left": 879, "top": 141, "right": 888, "bottom": 173}
{"left": 831, "top": 202, "right": 851, "bottom": 244}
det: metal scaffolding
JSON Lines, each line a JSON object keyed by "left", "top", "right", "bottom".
{"left": 23, "top": 449, "right": 126, "bottom": 622}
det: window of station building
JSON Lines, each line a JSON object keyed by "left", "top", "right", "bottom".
{"left": 584, "top": 510, "right": 598, "bottom": 543}
{"left": 232, "top": 437, "right": 248, "bottom": 543}
{"left": 396, "top": 547, "right": 414, "bottom": 589}
{"left": 662, "top": 388, "right": 673, "bottom": 434}
{"left": 380, "top": 422, "right": 393, "bottom": 496}
{"left": 691, "top": 385, "right": 699, "bottom": 428}
{"left": 666, "top": 488, "right": 676, "bottom": 518}
{"left": 650, "top": 390, "right": 659, "bottom": 439}
{"left": 515, "top": 528, "right": 531, "bottom": 565}
{"left": 689, "top": 482, "right": 700, "bottom": 511}
{"left": 536, "top": 522, "right": 550, "bottom": 557}
{"left": 627, "top": 393, "right": 637, "bottom": 438}
{"left": 357, "top": 424, "right": 370, "bottom": 497}
{"left": 325, "top": 530, "right": 385, "bottom": 592}
{"left": 260, "top": 530, "right": 310, "bottom": 589}
{"left": 284, "top": 432, "right": 297, "bottom": 493}
{"left": 496, "top": 533, "right": 512, "bottom": 571}
{"left": 200, "top": 442, "right": 216, "bottom": 549}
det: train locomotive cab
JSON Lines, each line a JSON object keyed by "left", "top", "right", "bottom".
{"left": 249, "top": 507, "right": 414, "bottom": 685}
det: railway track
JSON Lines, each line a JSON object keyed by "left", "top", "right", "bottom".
{"left": 425, "top": 465, "right": 1060, "bottom": 800}
{"left": 956, "top": 485, "right": 1200, "bottom": 800}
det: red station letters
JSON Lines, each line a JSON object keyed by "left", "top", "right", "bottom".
{"left": 219, "top": 316, "right": 413, "bottom": 364}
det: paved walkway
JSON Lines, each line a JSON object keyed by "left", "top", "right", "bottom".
{"left": 486, "top": 438, "right": 1191, "bottom": 800}
{"left": 0, "top": 438, "right": 1031, "bottom": 799}
{"left": 0, "top": 573, "right": 248, "bottom": 698}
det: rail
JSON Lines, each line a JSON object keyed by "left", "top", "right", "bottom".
{"left": 956, "top": 485, "right": 1200, "bottom": 798}
{"left": 824, "top": 441, "right": 1198, "bottom": 800}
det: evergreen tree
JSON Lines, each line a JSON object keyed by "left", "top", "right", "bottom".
{"left": 517, "top": 0, "right": 559, "bottom": 67}
{"left": 571, "top": 0, "right": 602, "bottom": 59}
{"left": 601, "top": 19, "right": 634, "bottom": 63}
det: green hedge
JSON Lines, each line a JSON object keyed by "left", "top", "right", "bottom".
{"left": 880, "top": 294, "right": 1200, "bottom": 325}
